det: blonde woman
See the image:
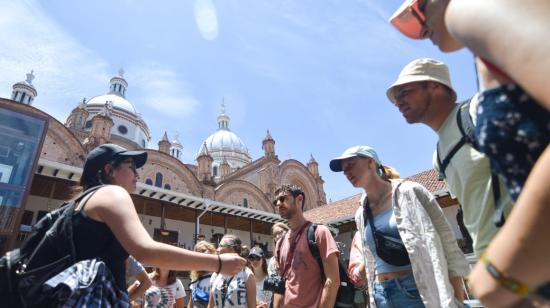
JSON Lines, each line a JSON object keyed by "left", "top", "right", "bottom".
{"left": 189, "top": 241, "right": 216, "bottom": 308}
{"left": 331, "top": 145, "right": 468, "bottom": 308}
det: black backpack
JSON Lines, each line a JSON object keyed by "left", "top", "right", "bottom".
{"left": 307, "top": 224, "right": 354, "bottom": 308}
{"left": 435, "top": 98, "right": 505, "bottom": 227}
{"left": 0, "top": 185, "right": 103, "bottom": 307}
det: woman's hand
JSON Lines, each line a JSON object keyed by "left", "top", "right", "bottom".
{"left": 219, "top": 253, "right": 247, "bottom": 275}
{"left": 256, "top": 301, "right": 268, "bottom": 308}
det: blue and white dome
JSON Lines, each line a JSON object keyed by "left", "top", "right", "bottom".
{"left": 197, "top": 103, "right": 252, "bottom": 174}
{"left": 86, "top": 94, "right": 137, "bottom": 114}
{"left": 78, "top": 70, "right": 151, "bottom": 148}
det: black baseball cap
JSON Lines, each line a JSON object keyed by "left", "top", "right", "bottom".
{"left": 83, "top": 144, "right": 147, "bottom": 180}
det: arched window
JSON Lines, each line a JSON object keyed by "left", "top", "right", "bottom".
{"left": 145, "top": 178, "right": 153, "bottom": 185}
{"left": 213, "top": 166, "right": 218, "bottom": 176}
{"left": 164, "top": 184, "right": 171, "bottom": 190}
{"left": 155, "top": 172, "right": 163, "bottom": 187}
{"left": 243, "top": 198, "right": 248, "bottom": 208}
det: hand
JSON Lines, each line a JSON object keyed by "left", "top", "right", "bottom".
{"left": 219, "top": 253, "right": 247, "bottom": 276}
{"left": 350, "top": 263, "right": 367, "bottom": 287}
{"left": 256, "top": 301, "right": 268, "bottom": 308}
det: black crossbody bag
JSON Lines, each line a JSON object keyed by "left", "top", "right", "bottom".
{"left": 363, "top": 198, "right": 410, "bottom": 267}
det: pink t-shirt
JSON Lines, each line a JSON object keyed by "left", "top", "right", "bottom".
{"left": 278, "top": 223, "right": 339, "bottom": 308}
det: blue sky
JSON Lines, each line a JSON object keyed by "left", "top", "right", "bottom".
{"left": 0, "top": 0, "right": 477, "bottom": 203}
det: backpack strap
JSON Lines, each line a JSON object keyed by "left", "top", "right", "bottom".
{"left": 492, "top": 173, "right": 505, "bottom": 227}
{"left": 436, "top": 99, "right": 473, "bottom": 180}
{"left": 436, "top": 98, "right": 505, "bottom": 227}
{"left": 307, "top": 224, "right": 326, "bottom": 281}
{"left": 462, "top": 95, "right": 504, "bottom": 226}
{"left": 74, "top": 185, "right": 108, "bottom": 212}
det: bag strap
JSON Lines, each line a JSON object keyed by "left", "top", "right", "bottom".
{"left": 280, "top": 222, "right": 310, "bottom": 278}
{"left": 307, "top": 224, "right": 325, "bottom": 280}
{"left": 19, "top": 185, "right": 105, "bottom": 273}
{"left": 436, "top": 98, "right": 505, "bottom": 227}
{"left": 436, "top": 98, "right": 473, "bottom": 180}
{"left": 190, "top": 273, "right": 213, "bottom": 285}
{"left": 492, "top": 173, "right": 505, "bottom": 227}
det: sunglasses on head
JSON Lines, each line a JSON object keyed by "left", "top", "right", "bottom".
{"left": 390, "top": 0, "right": 429, "bottom": 39}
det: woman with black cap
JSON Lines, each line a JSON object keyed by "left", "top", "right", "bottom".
{"left": 72, "top": 144, "right": 246, "bottom": 299}
{"left": 331, "top": 145, "right": 468, "bottom": 308}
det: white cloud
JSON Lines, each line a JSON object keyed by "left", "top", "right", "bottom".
{"left": 0, "top": 0, "right": 110, "bottom": 121}
{"left": 128, "top": 64, "right": 199, "bottom": 118}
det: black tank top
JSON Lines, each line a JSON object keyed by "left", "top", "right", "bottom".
{"left": 72, "top": 209, "right": 129, "bottom": 291}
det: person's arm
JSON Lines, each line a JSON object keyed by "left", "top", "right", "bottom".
{"left": 469, "top": 147, "right": 550, "bottom": 307}
{"left": 85, "top": 185, "right": 246, "bottom": 275}
{"left": 127, "top": 270, "right": 153, "bottom": 301}
{"left": 272, "top": 293, "right": 283, "bottom": 308}
{"left": 445, "top": 0, "right": 550, "bottom": 112}
{"left": 174, "top": 279, "right": 186, "bottom": 308}
{"left": 246, "top": 271, "right": 257, "bottom": 308}
{"left": 450, "top": 276, "right": 464, "bottom": 303}
{"left": 319, "top": 252, "right": 340, "bottom": 308}
{"left": 412, "top": 184, "right": 468, "bottom": 300}
{"left": 207, "top": 288, "right": 214, "bottom": 308}
{"left": 347, "top": 231, "right": 367, "bottom": 287}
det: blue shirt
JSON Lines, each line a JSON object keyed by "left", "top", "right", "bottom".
{"left": 364, "top": 207, "right": 412, "bottom": 274}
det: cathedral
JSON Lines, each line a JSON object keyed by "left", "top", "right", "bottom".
{"left": 0, "top": 71, "right": 328, "bottom": 254}
{"left": 0, "top": 70, "right": 469, "bottom": 262}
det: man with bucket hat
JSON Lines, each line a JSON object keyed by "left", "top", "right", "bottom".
{"left": 387, "top": 58, "right": 513, "bottom": 257}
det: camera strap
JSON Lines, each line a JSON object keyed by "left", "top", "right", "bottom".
{"left": 280, "top": 221, "right": 311, "bottom": 278}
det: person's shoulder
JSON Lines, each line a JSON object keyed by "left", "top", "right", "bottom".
{"left": 244, "top": 266, "right": 254, "bottom": 276}
{"left": 312, "top": 224, "right": 336, "bottom": 241}
{"left": 92, "top": 184, "right": 131, "bottom": 201}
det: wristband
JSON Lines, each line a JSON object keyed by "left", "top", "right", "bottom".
{"left": 480, "top": 253, "right": 532, "bottom": 296}
{"left": 216, "top": 254, "right": 222, "bottom": 274}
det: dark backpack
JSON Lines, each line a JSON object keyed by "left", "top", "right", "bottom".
{"left": 0, "top": 186, "right": 103, "bottom": 307}
{"left": 435, "top": 98, "right": 505, "bottom": 227}
{"left": 307, "top": 224, "right": 354, "bottom": 308}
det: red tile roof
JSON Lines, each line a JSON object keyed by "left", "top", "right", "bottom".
{"left": 405, "top": 169, "right": 447, "bottom": 194}
{"left": 305, "top": 169, "right": 449, "bottom": 225}
{"left": 304, "top": 193, "right": 361, "bottom": 225}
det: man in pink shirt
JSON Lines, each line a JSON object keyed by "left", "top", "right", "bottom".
{"left": 272, "top": 184, "right": 340, "bottom": 308}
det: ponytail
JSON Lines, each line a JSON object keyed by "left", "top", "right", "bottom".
{"left": 380, "top": 165, "right": 401, "bottom": 180}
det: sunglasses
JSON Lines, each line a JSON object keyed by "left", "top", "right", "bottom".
{"left": 248, "top": 255, "right": 261, "bottom": 262}
{"left": 119, "top": 160, "right": 137, "bottom": 172}
{"left": 389, "top": 0, "right": 429, "bottom": 39}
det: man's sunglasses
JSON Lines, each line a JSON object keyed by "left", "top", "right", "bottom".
{"left": 248, "top": 255, "right": 261, "bottom": 262}
{"left": 389, "top": 0, "right": 429, "bottom": 39}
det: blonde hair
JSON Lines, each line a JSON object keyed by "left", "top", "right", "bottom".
{"left": 190, "top": 241, "right": 216, "bottom": 281}
{"left": 271, "top": 222, "right": 289, "bottom": 235}
{"left": 381, "top": 165, "right": 401, "bottom": 180}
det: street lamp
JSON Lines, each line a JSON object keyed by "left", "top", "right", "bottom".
{"left": 195, "top": 201, "right": 211, "bottom": 245}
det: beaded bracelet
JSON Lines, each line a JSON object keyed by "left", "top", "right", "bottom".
{"left": 479, "top": 253, "right": 532, "bottom": 296}
{"left": 216, "top": 254, "right": 222, "bottom": 274}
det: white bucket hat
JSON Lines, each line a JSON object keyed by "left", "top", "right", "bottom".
{"left": 386, "top": 58, "right": 457, "bottom": 104}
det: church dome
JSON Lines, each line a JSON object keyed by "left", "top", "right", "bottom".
{"left": 86, "top": 70, "right": 136, "bottom": 115}
{"left": 197, "top": 103, "right": 252, "bottom": 170}
{"left": 76, "top": 70, "right": 151, "bottom": 148}
{"left": 86, "top": 94, "right": 137, "bottom": 114}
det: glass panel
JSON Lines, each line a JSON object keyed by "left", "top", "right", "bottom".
{"left": 0, "top": 106, "right": 46, "bottom": 250}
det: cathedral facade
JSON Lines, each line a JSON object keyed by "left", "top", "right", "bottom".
{"left": 0, "top": 71, "right": 327, "bottom": 253}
